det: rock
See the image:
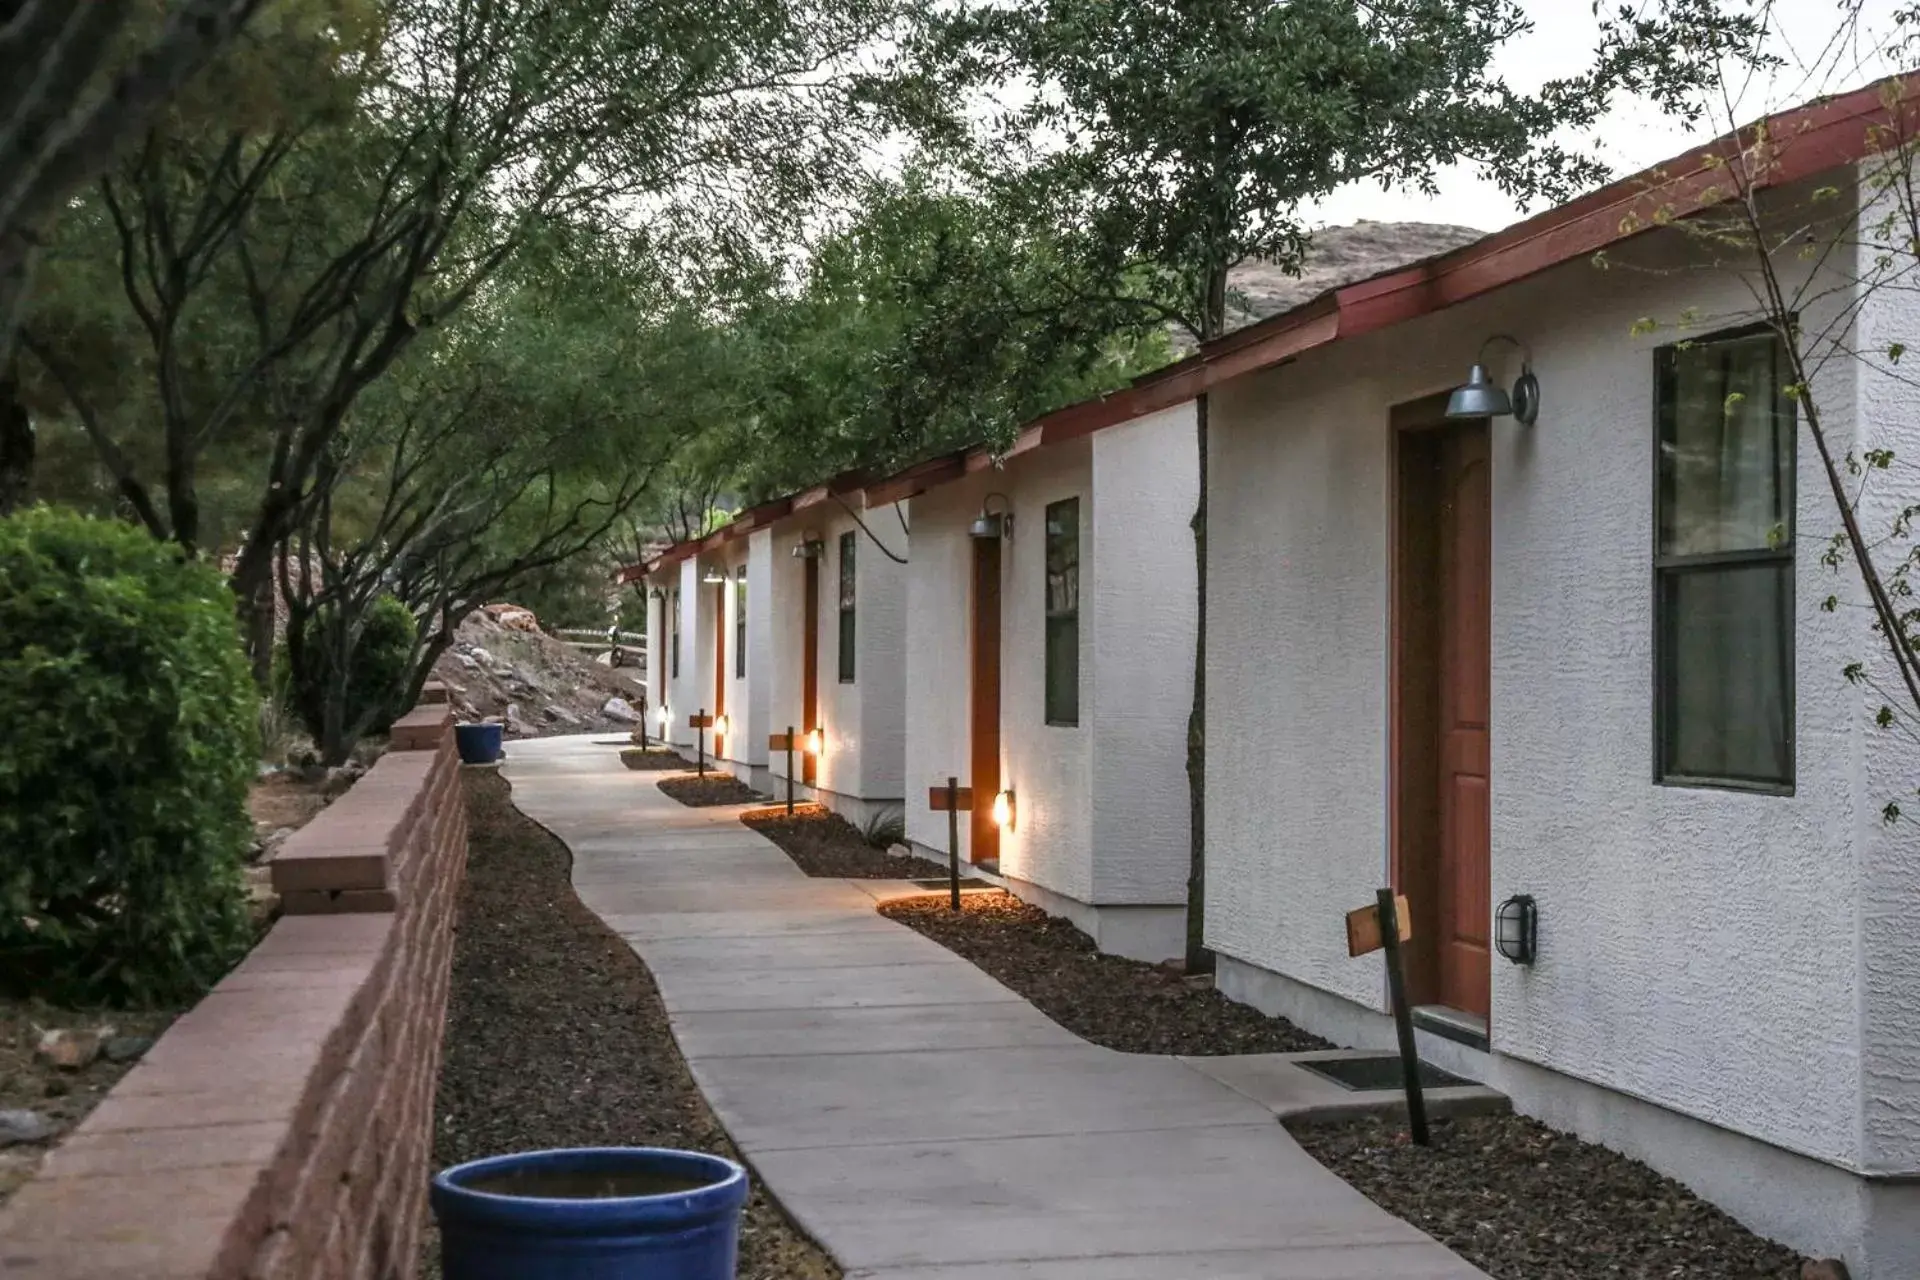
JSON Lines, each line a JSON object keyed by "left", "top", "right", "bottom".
{"left": 545, "top": 704, "right": 582, "bottom": 725}
{"left": 35, "top": 1027, "right": 110, "bottom": 1071}
{"left": 455, "top": 652, "right": 479, "bottom": 670}
{"left": 0, "top": 1110, "right": 54, "bottom": 1147}
{"left": 886, "top": 843, "right": 915, "bottom": 859}
{"left": 323, "top": 763, "right": 364, "bottom": 796}
{"left": 1802, "top": 1261, "right": 1851, "bottom": 1280}
{"left": 504, "top": 702, "right": 529, "bottom": 737}
{"left": 602, "top": 696, "right": 641, "bottom": 723}
{"left": 511, "top": 664, "right": 541, "bottom": 689}
{"left": 467, "top": 646, "right": 499, "bottom": 671}
{"left": 102, "top": 1035, "right": 154, "bottom": 1065}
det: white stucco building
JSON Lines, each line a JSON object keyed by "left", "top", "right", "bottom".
{"left": 871, "top": 403, "right": 1199, "bottom": 961}
{"left": 625, "top": 475, "right": 909, "bottom": 822}
{"left": 1187, "top": 86, "right": 1920, "bottom": 1276}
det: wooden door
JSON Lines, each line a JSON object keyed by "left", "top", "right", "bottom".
{"left": 1436, "top": 424, "right": 1491, "bottom": 1017}
{"left": 714, "top": 582, "right": 727, "bottom": 754}
{"left": 802, "top": 556, "right": 819, "bottom": 784}
{"left": 969, "top": 537, "right": 1002, "bottom": 865}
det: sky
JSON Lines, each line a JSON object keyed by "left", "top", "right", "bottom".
{"left": 1304, "top": 0, "right": 1910, "bottom": 232}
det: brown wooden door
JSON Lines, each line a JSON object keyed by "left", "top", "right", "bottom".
{"left": 802, "top": 555, "right": 819, "bottom": 785}
{"left": 714, "top": 582, "right": 727, "bottom": 754}
{"left": 1437, "top": 424, "right": 1491, "bottom": 1018}
{"left": 969, "top": 537, "right": 1002, "bottom": 865}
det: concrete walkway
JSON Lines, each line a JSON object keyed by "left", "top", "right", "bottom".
{"left": 504, "top": 735, "right": 1486, "bottom": 1280}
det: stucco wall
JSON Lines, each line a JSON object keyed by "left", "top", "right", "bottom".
{"left": 763, "top": 503, "right": 907, "bottom": 805}
{"left": 659, "top": 558, "right": 700, "bottom": 749}
{"left": 903, "top": 422, "right": 1195, "bottom": 910}
{"left": 1205, "top": 197, "right": 1918, "bottom": 1172}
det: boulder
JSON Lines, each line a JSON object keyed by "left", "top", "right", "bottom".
{"left": 0, "top": 1110, "right": 54, "bottom": 1147}
{"left": 35, "top": 1027, "right": 110, "bottom": 1071}
{"left": 103, "top": 1035, "right": 154, "bottom": 1064}
{"left": 602, "top": 696, "right": 641, "bottom": 724}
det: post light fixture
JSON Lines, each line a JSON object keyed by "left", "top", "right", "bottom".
{"left": 791, "top": 538, "right": 825, "bottom": 559}
{"left": 968, "top": 493, "right": 1015, "bottom": 541}
{"left": 991, "top": 788, "right": 1016, "bottom": 831}
{"left": 1447, "top": 334, "right": 1540, "bottom": 426}
{"left": 1494, "top": 894, "right": 1537, "bottom": 965}
{"left": 804, "top": 727, "right": 824, "bottom": 756}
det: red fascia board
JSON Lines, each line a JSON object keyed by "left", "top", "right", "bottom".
{"left": 861, "top": 452, "right": 970, "bottom": 507}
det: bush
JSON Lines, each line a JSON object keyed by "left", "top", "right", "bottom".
{"left": 285, "top": 594, "right": 418, "bottom": 758}
{"left": 0, "top": 507, "right": 257, "bottom": 1005}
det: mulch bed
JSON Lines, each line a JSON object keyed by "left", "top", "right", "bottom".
{"left": 657, "top": 774, "right": 763, "bottom": 807}
{"left": 423, "top": 770, "right": 838, "bottom": 1280}
{"left": 740, "top": 804, "right": 946, "bottom": 878}
{"left": 620, "top": 746, "right": 688, "bottom": 771}
{"left": 1287, "top": 1112, "right": 1808, "bottom": 1279}
{"left": 879, "top": 890, "right": 1329, "bottom": 1055}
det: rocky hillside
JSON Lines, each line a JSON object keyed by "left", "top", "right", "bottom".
{"left": 435, "top": 611, "right": 646, "bottom": 739}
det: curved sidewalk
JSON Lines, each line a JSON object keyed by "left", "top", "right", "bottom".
{"left": 505, "top": 735, "right": 1485, "bottom": 1280}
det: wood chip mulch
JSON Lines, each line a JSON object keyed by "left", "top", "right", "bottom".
{"left": 657, "top": 774, "right": 763, "bottom": 806}
{"left": 620, "top": 747, "right": 687, "bottom": 771}
{"left": 740, "top": 804, "right": 946, "bottom": 878}
{"left": 422, "top": 770, "right": 837, "bottom": 1280}
{"left": 1287, "top": 1113, "right": 1808, "bottom": 1280}
{"left": 878, "top": 890, "right": 1330, "bottom": 1055}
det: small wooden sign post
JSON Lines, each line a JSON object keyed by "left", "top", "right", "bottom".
{"left": 688, "top": 711, "right": 713, "bottom": 777}
{"left": 1346, "top": 889, "right": 1430, "bottom": 1146}
{"left": 769, "top": 728, "right": 797, "bottom": 814}
{"left": 927, "top": 778, "right": 974, "bottom": 911}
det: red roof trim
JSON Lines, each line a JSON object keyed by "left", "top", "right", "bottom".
{"left": 857, "top": 73, "right": 1916, "bottom": 507}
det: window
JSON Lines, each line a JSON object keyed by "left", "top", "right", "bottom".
{"left": 1045, "top": 498, "right": 1080, "bottom": 726}
{"left": 837, "top": 532, "right": 856, "bottom": 683}
{"left": 670, "top": 589, "right": 680, "bottom": 678}
{"left": 734, "top": 574, "right": 747, "bottom": 678}
{"left": 1654, "top": 326, "right": 1795, "bottom": 789}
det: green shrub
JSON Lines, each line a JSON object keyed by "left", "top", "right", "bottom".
{"left": 285, "top": 594, "right": 418, "bottom": 757}
{"left": 0, "top": 507, "right": 257, "bottom": 1005}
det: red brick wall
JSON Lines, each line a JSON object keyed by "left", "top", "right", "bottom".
{"left": 0, "top": 706, "right": 469, "bottom": 1280}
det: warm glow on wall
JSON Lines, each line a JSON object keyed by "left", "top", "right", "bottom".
{"left": 715, "top": 714, "right": 731, "bottom": 738}
{"left": 657, "top": 706, "right": 671, "bottom": 729}
{"left": 991, "top": 789, "right": 1016, "bottom": 831}
{"left": 804, "top": 727, "right": 825, "bottom": 756}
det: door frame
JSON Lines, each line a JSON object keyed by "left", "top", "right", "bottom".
{"left": 802, "top": 552, "right": 819, "bottom": 785}
{"left": 713, "top": 578, "right": 728, "bottom": 756}
{"left": 1389, "top": 393, "right": 1492, "bottom": 1022}
{"left": 969, "top": 535, "right": 1002, "bottom": 865}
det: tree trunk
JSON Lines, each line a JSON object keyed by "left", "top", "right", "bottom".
{"left": 1184, "top": 262, "right": 1227, "bottom": 974}
{"left": 0, "top": 365, "right": 32, "bottom": 515}
{"left": 231, "top": 549, "right": 278, "bottom": 690}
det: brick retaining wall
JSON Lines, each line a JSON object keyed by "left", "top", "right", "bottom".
{"left": 0, "top": 704, "right": 468, "bottom": 1279}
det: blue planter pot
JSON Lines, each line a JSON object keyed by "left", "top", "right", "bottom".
{"left": 454, "top": 722, "right": 504, "bottom": 765}
{"left": 432, "top": 1147, "right": 749, "bottom": 1280}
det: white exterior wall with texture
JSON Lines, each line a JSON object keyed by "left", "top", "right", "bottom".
{"left": 1204, "top": 178, "right": 1920, "bottom": 1272}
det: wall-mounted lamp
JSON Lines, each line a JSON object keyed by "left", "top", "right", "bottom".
{"left": 735, "top": 565, "right": 748, "bottom": 580}
{"left": 649, "top": 587, "right": 667, "bottom": 601}
{"left": 990, "top": 788, "right": 1016, "bottom": 831}
{"left": 1494, "top": 894, "right": 1537, "bottom": 965}
{"left": 968, "top": 493, "right": 1015, "bottom": 541}
{"left": 657, "top": 705, "right": 672, "bottom": 730}
{"left": 804, "top": 727, "right": 824, "bottom": 756}
{"left": 714, "top": 713, "right": 731, "bottom": 739}
{"left": 791, "top": 538, "right": 825, "bottom": 559}
{"left": 1447, "top": 334, "right": 1540, "bottom": 426}
{"left": 702, "top": 566, "right": 726, "bottom": 584}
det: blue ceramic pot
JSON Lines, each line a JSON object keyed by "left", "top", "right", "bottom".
{"left": 431, "top": 1147, "right": 749, "bottom": 1280}
{"left": 453, "top": 722, "right": 504, "bottom": 765}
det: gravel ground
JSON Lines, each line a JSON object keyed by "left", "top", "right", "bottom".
{"left": 423, "top": 770, "right": 838, "bottom": 1279}
{"left": 880, "top": 890, "right": 1329, "bottom": 1055}
{"left": 740, "top": 804, "right": 946, "bottom": 878}
{"left": 620, "top": 747, "right": 687, "bottom": 771}
{"left": 657, "top": 774, "right": 763, "bottom": 807}
{"left": 1288, "top": 1113, "right": 1808, "bottom": 1280}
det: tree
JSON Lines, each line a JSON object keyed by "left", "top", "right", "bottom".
{"left": 25, "top": 0, "right": 906, "bottom": 679}
{"left": 1620, "top": 1, "right": 1920, "bottom": 822}
{"left": 925, "top": 0, "right": 1753, "bottom": 969}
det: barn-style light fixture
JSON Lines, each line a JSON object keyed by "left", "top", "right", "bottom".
{"left": 1448, "top": 334, "right": 1540, "bottom": 426}
{"left": 649, "top": 587, "right": 667, "bottom": 600}
{"left": 656, "top": 704, "right": 672, "bottom": 730}
{"left": 791, "top": 538, "right": 825, "bottom": 559}
{"left": 968, "top": 493, "right": 1015, "bottom": 540}
{"left": 702, "top": 565, "right": 726, "bottom": 584}
{"left": 1494, "top": 894, "right": 1537, "bottom": 965}
{"left": 991, "top": 788, "right": 1016, "bottom": 831}
{"left": 804, "top": 726, "right": 825, "bottom": 756}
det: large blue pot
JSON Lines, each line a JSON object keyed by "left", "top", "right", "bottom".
{"left": 431, "top": 1147, "right": 749, "bottom": 1280}
{"left": 454, "top": 722, "right": 504, "bottom": 765}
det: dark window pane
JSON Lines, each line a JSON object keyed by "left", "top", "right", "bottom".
{"left": 839, "top": 533, "right": 856, "bottom": 609}
{"left": 1659, "top": 562, "right": 1793, "bottom": 785}
{"left": 838, "top": 609, "right": 856, "bottom": 684}
{"left": 1658, "top": 332, "right": 1794, "bottom": 557}
{"left": 1045, "top": 498, "right": 1080, "bottom": 725}
{"left": 838, "top": 532, "right": 856, "bottom": 683}
{"left": 670, "top": 591, "right": 680, "bottom": 677}
{"left": 735, "top": 579, "right": 746, "bottom": 678}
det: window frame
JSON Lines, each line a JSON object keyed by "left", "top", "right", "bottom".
{"left": 837, "top": 531, "right": 856, "bottom": 684}
{"left": 670, "top": 589, "right": 681, "bottom": 678}
{"left": 734, "top": 571, "right": 747, "bottom": 679}
{"left": 1650, "top": 321, "right": 1797, "bottom": 794}
{"left": 1043, "top": 496, "right": 1081, "bottom": 727}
